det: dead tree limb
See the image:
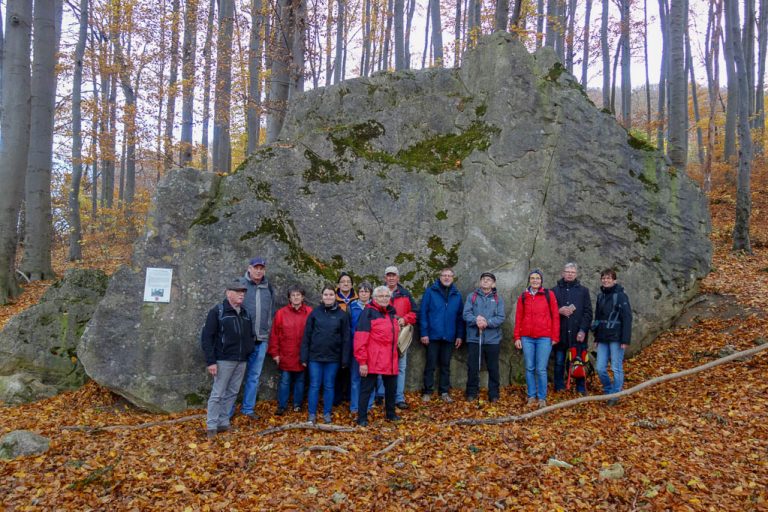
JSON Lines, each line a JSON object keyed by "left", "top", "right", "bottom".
{"left": 61, "top": 414, "right": 206, "bottom": 433}
{"left": 257, "top": 422, "right": 356, "bottom": 436}
{"left": 452, "top": 343, "right": 768, "bottom": 426}
{"left": 371, "top": 437, "right": 403, "bottom": 457}
{"left": 300, "top": 445, "right": 350, "bottom": 454}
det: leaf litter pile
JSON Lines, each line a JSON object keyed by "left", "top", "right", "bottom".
{"left": 2, "top": 173, "right": 768, "bottom": 510}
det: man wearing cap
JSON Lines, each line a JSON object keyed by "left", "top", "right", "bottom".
{"left": 463, "top": 272, "right": 506, "bottom": 402}
{"left": 200, "top": 279, "right": 255, "bottom": 439}
{"left": 384, "top": 266, "right": 418, "bottom": 409}
{"left": 237, "top": 257, "right": 275, "bottom": 419}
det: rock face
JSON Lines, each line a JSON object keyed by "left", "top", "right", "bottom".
{"left": 79, "top": 33, "right": 711, "bottom": 412}
{"left": 0, "top": 269, "right": 108, "bottom": 403}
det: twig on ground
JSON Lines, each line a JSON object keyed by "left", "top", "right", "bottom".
{"left": 300, "top": 445, "right": 349, "bottom": 454}
{"left": 451, "top": 343, "right": 768, "bottom": 426}
{"left": 257, "top": 422, "right": 356, "bottom": 436}
{"left": 61, "top": 414, "right": 205, "bottom": 433}
{"left": 371, "top": 437, "right": 403, "bottom": 457}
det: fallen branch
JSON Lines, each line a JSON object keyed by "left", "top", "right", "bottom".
{"left": 62, "top": 414, "right": 205, "bottom": 433}
{"left": 371, "top": 437, "right": 403, "bottom": 457}
{"left": 257, "top": 422, "right": 356, "bottom": 436}
{"left": 452, "top": 343, "right": 768, "bottom": 426}
{"left": 300, "top": 445, "right": 349, "bottom": 454}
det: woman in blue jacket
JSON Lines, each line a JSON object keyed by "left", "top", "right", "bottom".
{"left": 420, "top": 268, "right": 465, "bottom": 403}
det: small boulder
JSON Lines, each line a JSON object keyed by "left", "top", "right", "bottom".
{"left": 599, "top": 463, "right": 625, "bottom": 480}
{"left": 0, "top": 430, "right": 51, "bottom": 460}
{"left": 0, "top": 373, "right": 59, "bottom": 404}
{"left": 547, "top": 458, "right": 574, "bottom": 469}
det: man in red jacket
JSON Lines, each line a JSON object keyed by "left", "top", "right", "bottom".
{"left": 268, "top": 285, "right": 312, "bottom": 415}
{"left": 385, "top": 266, "right": 417, "bottom": 409}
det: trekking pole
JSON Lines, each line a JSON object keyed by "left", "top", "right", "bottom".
{"left": 478, "top": 329, "right": 483, "bottom": 369}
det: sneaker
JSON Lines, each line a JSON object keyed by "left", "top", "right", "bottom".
{"left": 386, "top": 414, "right": 402, "bottom": 422}
{"left": 243, "top": 412, "right": 259, "bottom": 420}
{"left": 293, "top": 406, "right": 301, "bottom": 412}
{"left": 375, "top": 396, "right": 384, "bottom": 406}
{"left": 275, "top": 407, "right": 286, "bottom": 416}
{"left": 538, "top": 399, "right": 547, "bottom": 408}
{"left": 440, "top": 393, "right": 454, "bottom": 403}
{"left": 308, "top": 414, "right": 316, "bottom": 424}
{"left": 206, "top": 429, "right": 217, "bottom": 440}
{"left": 396, "top": 401, "right": 409, "bottom": 410}
{"left": 527, "top": 397, "right": 537, "bottom": 407}
{"left": 323, "top": 413, "right": 333, "bottom": 424}
{"left": 421, "top": 393, "right": 432, "bottom": 402}
{"left": 357, "top": 418, "right": 369, "bottom": 427}
{"left": 216, "top": 425, "right": 231, "bottom": 433}
{"left": 489, "top": 397, "right": 499, "bottom": 404}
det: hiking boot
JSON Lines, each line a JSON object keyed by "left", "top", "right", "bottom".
{"left": 440, "top": 393, "right": 454, "bottom": 403}
{"left": 421, "top": 393, "right": 432, "bottom": 402}
{"left": 527, "top": 397, "right": 537, "bottom": 407}
{"left": 466, "top": 395, "right": 478, "bottom": 402}
{"left": 386, "top": 414, "right": 402, "bottom": 422}
{"left": 375, "top": 396, "right": 384, "bottom": 406}
{"left": 308, "top": 414, "right": 316, "bottom": 424}
{"left": 357, "top": 418, "right": 369, "bottom": 427}
{"left": 396, "top": 401, "right": 409, "bottom": 410}
{"left": 206, "top": 429, "right": 217, "bottom": 440}
{"left": 538, "top": 400, "right": 547, "bottom": 408}
{"left": 489, "top": 397, "right": 499, "bottom": 404}
{"left": 216, "top": 425, "right": 231, "bottom": 433}
{"left": 275, "top": 407, "right": 286, "bottom": 416}
{"left": 243, "top": 412, "right": 259, "bottom": 420}
{"left": 323, "top": 413, "right": 333, "bottom": 424}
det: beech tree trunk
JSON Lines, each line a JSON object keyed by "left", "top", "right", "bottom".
{"left": 394, "top": 0, "right": 404, "bottom": 69}
{"left": 289, "top": 0, "right": 305, "bottom": 97}
{"left": 726, "top": 0, "right": 753, "bottom": 253}
{"left": 69, "top": 0, "right": 89, "bottom": 261}
{"left": 334, "top": 0, "right": 346, "bottom": 79}
{"left": 686, "top": 27, "right": 704, "bottom": 165}
{"left": 545, "top": 0, "right": 558, "bottom": 48}
{"left": 22, "top": 0, "right": 63, "bottom": 281}
{"left": 703, "top": 0, "right": 722, "bottom": 192}
{"left": 580, "top": 0, "right": 592, "bottom": 87}
{"left": 201, "top": 0, "right": 215, "bottom": 170}
{"left": 600, "top": 0, "right": 610, "bottom": 109}
{"left": 180, "top": 0, "right": 199, "bottom": 165}
{"left": 495, "top": 0, "right": 509, "bottom": 31}
{"left": 754, "top": 0, "right": 767, "bottom": 153}
{"left": 723, "top": 13, "right": 737, "bottom": 162}
{"left": 565, "top": 0, "right": 577, "bottom": 72}
{"left": 0, "top": 0, "right": 32, "bottom": 303}
{"left": 213, "top": 0, "right": 234, "bottom": 170}
{"left": 247, "top": 0, "right": 263, "bottom": 152}
{"left": 619, "top": 0, "right": 631, "bottom": 128}
{"left": 266, "top": 0, "right": 291, "bottom": 142}
{"left": 405, "top": 0, "right": 416, "bottom": 68}
{"left": 656, "top": 0, "right": 669, "bottom": 150}
{"left": 643, "top": 0, "right": 652, "bottom": 138}
{"left": 430, "top": 0, "right": 444, "bottom": 65}
{"left": 668, "top": 0, "right": 687, "bottom": 169}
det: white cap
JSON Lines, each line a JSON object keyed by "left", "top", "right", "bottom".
{"left": 384, "top": 265, "right": 399, "bottom": 275}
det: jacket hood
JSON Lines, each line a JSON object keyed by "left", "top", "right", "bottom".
{"left": 556, "top": 278, "right": 581, "bottom": 288}
{"left": 244, "top": 270, "right": 268, "bottom": 285}
{"left": 474, "top": 287, "right": 498, "bottom": 297}
{"left": 600, "top": 283, "right": 625, "bottom": 294}
{"left": 430, "top": 279, "right": 459, "bottom": 294}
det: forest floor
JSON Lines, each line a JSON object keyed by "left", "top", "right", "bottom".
{"left": 1, "top": 165, "right": 767, "bottom": 510}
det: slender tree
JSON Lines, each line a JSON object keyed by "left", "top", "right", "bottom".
{"left": 69, "top": 0, "right": 90, "bottom": 261}
{"left": 495, "top": 0, "right": 509, "bottom": 31}
{"left": 686, "top": 26, "right": 704, "bottom": 164}
{"left": 703, "top": 0, "right": 722, "bottom": 191}
{"left": 668, "top": 0, "right": 687, "bottom": 169}
{"left": 656, "top": 0, "right": 669, "bottom": 150}
{"left": 600, "top": 0, "right": 610, "bottom": 109}
{"left": 722, "top": 5, "right": 737, "bottom": 162}
{"left": 22, "top": 0, "right": 63, "bottom": 281}
{"left": 247, "top": 0, "right": 263, "bottom": 152}
{"left": 394, "top": 0, "right": 405, "bottom": 69}
{"left": 565, "top": 0, "right": 577, "bottom": 72}
{"left": 0, "top": 0, "right": 33, "bottom": 303}
{"left": 213, "top": 0, "right": 235, "bottom": 170}
{"left": 754, "top": 0, "right": 767, "bottom": 153}
{"left": 725, "top": 0, "right": 753, "bottom": 252}
{"left": 163, "top": 0, "right": 181, "bottom": 172}
{"left": 619, "top": 0, "right": 631, "bottom": 128}
{"left": 404, "top": 0, "right": 416, "bottom": 67}
{"left": 334, "top": 0, "right": 346, "bottom": 78}
{"left": 580, "top": 0, "right": 593, "bottom": 87}
{"left": 643, "top": 0, "right": 651, "bottom": 138}
{"left": 180, "top": 0, "right": 199, "bottom": 165}
{"left": 289, "top": 0, "right": 306, "bottom": 96}
{"left": 266, "top": 0, "right": 291, "bottom": 142}
{"left": 430, "top": 0, "right": 444, "bottom": 65}
{"left": 201, "top": 0, "right": 215, "bottom": 170}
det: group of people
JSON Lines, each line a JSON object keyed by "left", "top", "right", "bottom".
{"left": 200, "top": 258, "right": 632, "bottom": 438}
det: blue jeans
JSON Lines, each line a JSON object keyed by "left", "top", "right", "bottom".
{"left": 596, "top": 342, "right": 625, "bottom": 394}
{"left": 277, "top": 369, "right": 305, "bottom": 409}
{"left": 238, "top": 341, "right": 267, "bottom": 415}
{"left": 553, "top": 349, "right": 587, "bottom": 393}
{"left": 396, "top": 350, "right": 407, "bottom": 403}
{"left": 522, "top": 337, "right": 552, "bottom": 400}
{"left": 349, "top": 358, "right": 375, "bottom": 413}
{"left": 307, "top": 361, "right": 340, "bottom": 416}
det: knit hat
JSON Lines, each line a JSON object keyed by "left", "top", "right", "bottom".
{"left": 528, "top": 269, "right": 544, "bottom": 283}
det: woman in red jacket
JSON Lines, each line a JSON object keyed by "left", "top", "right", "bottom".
{"left": 268, "top": 285, "right": 312, "bottom": 415}
{"left": 354, "top": 285, "right": 401, "bottom": 426}
{"left": 513, "top": 270, "right": 560, "bottom": 408}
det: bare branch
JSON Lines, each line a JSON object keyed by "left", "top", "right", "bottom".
{"left": 257, "top": 422, "right": 356, "bottom": 435}
{"left": 371, "top": 437, "right": 403, "bottom": 457}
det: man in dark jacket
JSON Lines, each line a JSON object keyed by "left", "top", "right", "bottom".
{"left": 552, "top": 263, "right": 592, "bottom": 394}
{"left": 593, "top": 268, "right": 632, "bottom": 405}
{"left": 201, "top": 279, "right": 255, "bottom": 439}
{"left": 420, "top": 268, "right": 464, "bottom": 403}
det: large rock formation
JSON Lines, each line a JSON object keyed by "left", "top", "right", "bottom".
{"left": 0, "top": 269, "right": 108, "bottom": 404}
{"left": 79, "top": 33, "right": 711, "bottom": 412}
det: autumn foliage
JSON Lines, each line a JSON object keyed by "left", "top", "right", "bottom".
{"left": 1, "top": 165, "right": 767, "bottom": 509}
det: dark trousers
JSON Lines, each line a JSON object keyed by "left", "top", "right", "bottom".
{"left": 423, "top": 339, "right": 454, "bottom": 394}
{"left": 358, "top": 373, "right": 397, "bottom": 422}
{"left": 466, "top": 342, "right": 500, "bottom": 400}
{"left": 334, "top": 366, "right": 350, "bottom": 405}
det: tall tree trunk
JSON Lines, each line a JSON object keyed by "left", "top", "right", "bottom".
{"left": 619, "top": 0, "right": 631, "bottom": 128}
{"left": 668, "top": 0, "right": 687, "bottom": 169}
{"left": 247, "top": 0, "right": 263, "bottom": 152}
{"left": 743, "top": 0, "right": 756, "bottom": 120}
{"left": 0, "top": 0, "right": 32, "bottom": 303}
{"left": 180, "top": 0, "right": 199, "bottom": 165}
{"left": 266, "top": 0, "right": 290, "bottom": 142}
{"left": 112, "top": 22, "right": 137, "bottom": 204}
{"left": 495, "top": 0, "right": 509, "bottom": 31}
{"left": 643, "top": 0, "right": 652, "bottom": 138}
{"left": 335, "top": 0, "right": 346, "bottom": 78}
{"left": 0, "top": 8, "right": 5, "bottom": 125}
{"left": 565, "top": 0, "right": 577, "bottom": 71}
{"left": 69, "top": 0, "right": 89, "bottom": 261}
{"left": 325, "top": 0, "right": 333, "bottom": 86}
{"left": 430, "top": 0, "right": 444, "bottom": 65}
{"left": 656, "top": 0, "right": 669, "bottom": 150}
{"left": 703, "top": 0, "right": 722, "bottom": 191}
{"left": 201, "top": 0, "right": 215, "bottom": 171}
{"left": 581, "top": 0, "right": 592, "bottom": 87}
{"left": 361, "top": 0, "right": 371, "bottom": 76}
{"left": 394, "top": 0, "right": 404, "bottom": 69}
{"left": 755, "top": 0, "right": 767, "bottom": 153}
{"left": 89, "top": 36, "right": 99, "bottom": 216}
{"left": 511, "top": 0, "right": 524, "bottom": 33}
{"left": 600, "top": 0, "right": 610, "bottom": 109}
{"left": 686, "top": 27, "right": 704, "bottom": 165}
{"left": 545, "top": 0, "right": 558, "bottom": 48}
{"left": 422, "top": 0, "right": 432, "bottom": 67}
{"left": 725, "top": 0, "right": 753, "bottom": 253}
{"left": 289, "top": 0, "right": 306, "bottom": 96}
{"left": 213, "top": 0, "right": 235, "bottom": 170}
{"left": 723, "top": 15, "right": 737, "bottom": 161}
{"left": 404, "top": 0, "right": 416, "bottom": 68}
{"left": 22, "top": 0, "right": 63, "bottom": 281}
{"left": 164, "top": 0, "right": 181, "bottom": 172}
{"left": 382, "top": 0, "right": 393, "bottom": 69}
{"left": 610, "top": 35, "right": 621, "bottom": 114}
{"left": 455, "top": 0, "right": 463, "bottom": 65}
{"left": 155, "top": 0, "right": 167, "bottom": 180}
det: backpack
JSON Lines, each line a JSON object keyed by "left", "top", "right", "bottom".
{"left": 566, "top": 343, "right": 589, "bottom": 390}
{"left": 518, "top": 288, "right": 552, "bottom": 313}
{"left": 595, "top": 292, "right": 620, "bottom": 330}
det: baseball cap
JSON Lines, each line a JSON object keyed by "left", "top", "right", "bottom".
{"left": 480, "top": 271, "right": 496, "bottom": 281}
{"left": 384, "top": 266, "right": 399, "bottom": 275}
{"left": 226, "top": 278, "right": 248, "bottom": 291}
{"left": 249, "top": 257, "right": 266, "bottom": 266}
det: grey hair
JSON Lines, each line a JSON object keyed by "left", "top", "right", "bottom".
{"left": 373, "top": 285, "right": 391, "bottom": 299}
{"left": 563, "top": 262, "right": 578, "bottom": 271}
